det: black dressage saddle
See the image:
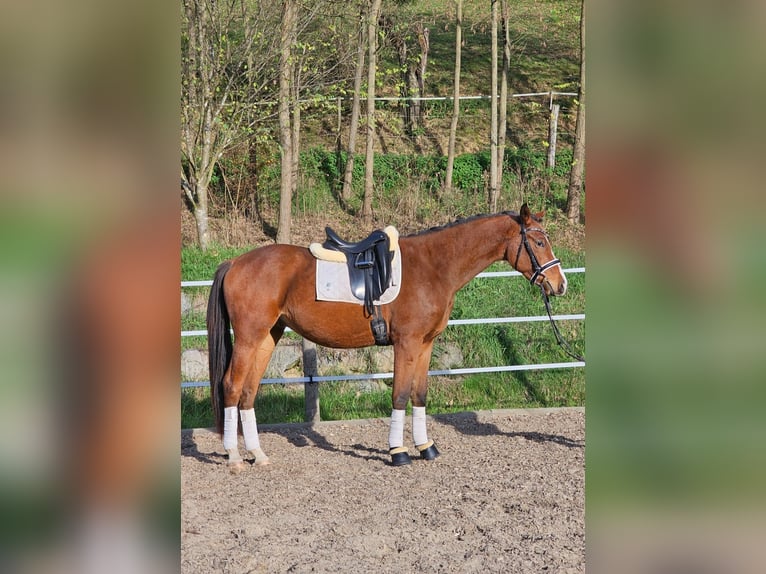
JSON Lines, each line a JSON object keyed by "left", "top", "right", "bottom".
{"left": 322, "top": 227, "right": 393, "bottom": 317}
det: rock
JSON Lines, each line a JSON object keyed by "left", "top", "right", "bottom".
{"left": 265, "top": 343, "right": 302, "bottom": 378}
{"left": 433, "top": 342, "right": 464, "bottom": 370}
{"left": 181, "top": 290, "right": 208, "bottom": 317}
{"left": 318, "top": 348, "right": 369, "bottom": 375}
{"left": 356, "top": 379, "right": 388, "bottom": 394}
{"left": 181, "top": 348, "right": 209, "bottom": 381}
{"left": 370, "top": 347, "right": 395, "bottom": 373}
{"left": 181, "top": 292, "right": 193, "bottom": 316}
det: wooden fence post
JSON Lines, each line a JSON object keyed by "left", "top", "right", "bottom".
{"left": 302, "top": 338, "right": 320, "bottom": 423}
{"left": 547, "top": 103, "right": 560, "bottom": 169}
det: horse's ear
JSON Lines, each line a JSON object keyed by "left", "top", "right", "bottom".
{"left": 534, "top": 210, "right": 546, "bottom": 222}
{"left": 520, "top": 203, "right": 532, "bottom": 226}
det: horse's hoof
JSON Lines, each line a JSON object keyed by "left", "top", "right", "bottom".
{"left": 418, "top": 441, "right": 440, "bottom": 461}
{"left": 389, "top": 447, "right": 412, "bottom": 467}
{"left": 249, "top": 449, "right": 271, "bottom": 466}
{"left": 227, "top": 461, "right": 246, "bottom": 474}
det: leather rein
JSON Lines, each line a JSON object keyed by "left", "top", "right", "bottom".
{"left": 515, "top": 223, "right": 585, "bottom": 363}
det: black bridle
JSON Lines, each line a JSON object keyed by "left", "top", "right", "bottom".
{"left": 515, "top": 223, "right": 585, "bottom": 363}
{"left": 515, "top": 224, "right": 562, "bottom": 289}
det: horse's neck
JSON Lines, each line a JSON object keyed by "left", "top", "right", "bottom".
{"left": 411, "top": 215, "right": 514, "bottom": 292}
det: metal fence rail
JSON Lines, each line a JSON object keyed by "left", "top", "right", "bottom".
{"left": 181, "top": 268, "right": 585, "bottom": 390}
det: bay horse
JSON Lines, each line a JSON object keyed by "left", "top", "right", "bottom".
{"left": 207, "top": 204, "right": 568, "bottom": 471}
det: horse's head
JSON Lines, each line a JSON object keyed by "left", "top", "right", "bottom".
{"left": 506, "top": 204, "right": 568, "bottom": 297}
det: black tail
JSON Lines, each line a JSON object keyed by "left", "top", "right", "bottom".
{"left": 207, "top": 260, "right": 233, "bottom": 435}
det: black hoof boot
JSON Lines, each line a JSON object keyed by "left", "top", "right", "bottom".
{"left": 417, "top": 441, "right": 440, "bottom": 461}
{"left": 390, "top": 447, "right": 412, "bottom": 466}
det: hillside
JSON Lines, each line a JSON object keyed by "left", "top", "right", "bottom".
{"left": 181, "top": 0, "right": 583, "bottom": 251}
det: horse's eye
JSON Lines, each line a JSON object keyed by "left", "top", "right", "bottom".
{"left": 536, "top": 240, "right": 545, "bottom": 248}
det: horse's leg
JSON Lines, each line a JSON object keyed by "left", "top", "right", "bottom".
{"left": 222, "top": 342, "right": 258, "bottom": 471}
{"left": 410, "top": 340, "right": 439, "bottom": 460}
{"left": 388, "top": 339, "right": 431, "bottom": 466}
{"left": 388, "top": 343, "right": 413, "bottom": 466}
{"left": 237, "top": 325, "right": 284, "bottom": 467}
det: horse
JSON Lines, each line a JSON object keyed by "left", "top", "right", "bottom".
{"left": 207, "top": 204, "right": 568, "bottom": 472}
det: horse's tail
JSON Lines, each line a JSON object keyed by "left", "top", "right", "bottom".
{"left": 207, "top": 260, "right": 233, "bottom": 436}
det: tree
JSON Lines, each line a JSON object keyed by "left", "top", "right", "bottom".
{"left": 276, "top": 0, "right": 298, "bottom": 245}
{"left": 362, "top": 0, "right": 383, "bottom": 221}
{"left": 566, "top": 0, "right": 585, "bottom": 222}
{"left": 181, "top": 0, "right": 280, "bottom": 250}
{"left": 280, "top": 0, "right": 349, "bottom": 241}
{"left": 341, "top": 5, "right": 368, "bottom": 205}
{"left": 496, "top": 0, "right": 512, "bottom": 206}
{"left": 488, "top": 0, "right": 500, "bottom": 212}
{"left": 444, "top": 0, "right": 463, "bottom": 194}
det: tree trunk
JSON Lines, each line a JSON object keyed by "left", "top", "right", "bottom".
{"left": 444, "top": 0, "right": 463, "bottom": 194}
{"left": 489, "top": 0, "right": 499, "bottom": 212}
{"left": 276, "top": 0, "right": 296, "bottom": 244}
{"left": 193, "top": 181, "right": 210, "bottom": 251}
{"left": 416, "top": 26, "right": 429, "bottom": 104}
{"left": 291, "top": 62, "right": 301, "bottom": 210}
{"left": 414, "top": 24, "right": 429, "bottom": 129}
{"left": 566, "top": 0, "right": 585, "bottom": 222}
{"left": 192, "top": 101, "right": 216, "bottom": 251}
{"left": 341, "top": 8, "right": 367, "bottom": 205}
{"left": 362, "top": 0, "right": 382, "bottom": 222}
{"left": 548, "top": 103, "right": 560, "bottom": 169}
{"left": 393, "top": 37, "right": 413, "bottom": 136}
{"left": 497, "top": 0, "right": 511, "bottom": 207}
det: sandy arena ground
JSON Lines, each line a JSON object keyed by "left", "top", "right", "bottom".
{"left": 181, "top": 407, "right": 584, "bottom": 573}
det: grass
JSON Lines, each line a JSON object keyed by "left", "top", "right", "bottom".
{"left": 181, "top": 247, "right": 584, "bottom": 429}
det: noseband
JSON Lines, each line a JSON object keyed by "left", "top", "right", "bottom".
{"left": 514, "top": 224, "right": 561, "bottom": 288}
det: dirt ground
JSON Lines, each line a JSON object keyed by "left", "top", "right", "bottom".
{"left": 181, "top": 407, "right": 584, "bottom": 573}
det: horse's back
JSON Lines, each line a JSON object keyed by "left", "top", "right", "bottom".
{"left": 229, "top": 243, "right": 311, "bottom": 278}
{"left": 223, "top": 244, "right": 312, "bottom": 320}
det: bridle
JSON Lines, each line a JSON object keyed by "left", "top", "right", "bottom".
{"left": 514, "top": 221, "right": 585, "bottom": 363}
{"left": 514, "top": 224, "right": 562, "bottom": 290}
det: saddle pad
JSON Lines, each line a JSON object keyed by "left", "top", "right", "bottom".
{"left": 315, "top": 250, "right": 402, "bottom": 305}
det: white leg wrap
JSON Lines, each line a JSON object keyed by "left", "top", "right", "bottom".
{"left": 240, "top": 408, "right": 261, "bottom": 451}
{"left": 388, "top": 409, "right": 405, "bottom": 449}
{"left": 412, "top": 406, "right": 429, "bottom": 446}
{"left": 222, "top": 406, "right": 239, "bottom": 451}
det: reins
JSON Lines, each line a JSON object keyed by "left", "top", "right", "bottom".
{"left": 516, "top": 222, "right": 585, "bottom": 363}
{"left": 538, "top": 282, "right": 585, "bottom": 362}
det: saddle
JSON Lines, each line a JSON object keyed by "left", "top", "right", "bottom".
{"left": 321, "top": 227, "right": 394, "bottom": 317}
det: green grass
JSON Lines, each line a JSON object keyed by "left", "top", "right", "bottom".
{"left": 181, "top": 247, "right": 584, "bottom": 428}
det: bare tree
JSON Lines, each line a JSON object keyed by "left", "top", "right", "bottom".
{"left": 181, "top": 0, "right": 280, "bottom": 250}
{"left": 286, "top": 2, "right": 351, "bottom": 225}
{"left": 497, "top": 0, "right": 512, "bottom": 205}
{"left": 488, "top": 0, "right": 500, "bottom": 212}
{"left": 414, "top": 23, "right": 430, "bottom": 128}
{"left": 378, "top": 5, "right": 430, "bottom": 143}
{"left": 444, "top": 0, "right": 463, "bottom": 194}
{"left": 362, "top": 0, "right": 383, "bottom": 221}
{"left": 341, "top": 5, "right": 368, "bottom": 205}
{"left": 566, "top": 0, "right": 585, "bottom": 222}
{"left": 276, "top": 0, "right": 297, "bottom": 244}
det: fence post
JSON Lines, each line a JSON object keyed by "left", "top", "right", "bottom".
{"left": 547, "top": 103, "right": 560, "bottom": 169}
{"left": 302, "top": 338, "right": 320, "bottom": 423}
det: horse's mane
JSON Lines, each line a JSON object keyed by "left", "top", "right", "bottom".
{"left": 405, "top": 210, "right": 529, "bottom": 238}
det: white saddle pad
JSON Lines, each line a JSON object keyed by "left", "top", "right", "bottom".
{"left": 315, "top": 251, "right": 402, "bottom": 305}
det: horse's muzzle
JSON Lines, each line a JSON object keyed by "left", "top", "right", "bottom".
{"left": 542, "top": 276, "right": 567, "bottom": 297}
